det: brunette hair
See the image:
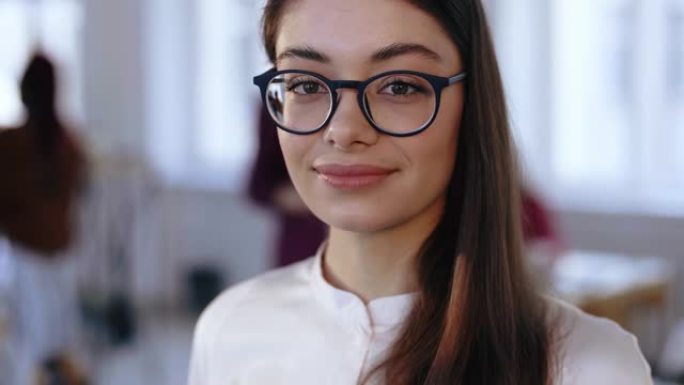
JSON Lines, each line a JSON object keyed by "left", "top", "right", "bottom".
{"left": 20, "top": 53, "right": 63, "bottom": 165}
{"left": 261, "top": 1, "right": 556, "bottom": 384}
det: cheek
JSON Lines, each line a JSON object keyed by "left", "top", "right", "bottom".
{"left": 410, "top": 135, "right": 458, "bottom": 195}
{"left": 278, "top": 131, "right": 310, "bottom": 169}
{"left": 277, "top": 131, "right": 319, "bottom": 191}
{"left": 410, "top": 108, "right": 461, "bottom": 184}
{"left": 405, "top": 118, "right": 461, "bottom": 215}
{"left": 437, "top": 98, "right": 463, "bottom": 170}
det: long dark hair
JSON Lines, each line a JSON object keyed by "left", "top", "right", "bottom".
{"left": 20, "top": 52, "right": 67, "bottom": 193}
{"left": 262, "top": 1, "right": 556, "bottom": 384}
{"left": 21, "top": 52, "right": 63, "bottom": 159}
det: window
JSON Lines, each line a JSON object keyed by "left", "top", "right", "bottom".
{"left": 551, "top": 0, "right": 633, "bottom": 189}
{"left": 0, "top": 0, "right": 83, "bottom": 127}
{"left": 665, "top": 0, "right": 684, "bottom": 200}
{"left": 194, "top": 0, "right": 265, "bottom": 189}
{"left": 145, "top": 0, "right": 266, "bottom": 190}
{"left": 492, "top": 0, "right": 684, "bottom": 214}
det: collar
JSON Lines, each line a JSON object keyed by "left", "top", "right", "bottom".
{"left": 308, "top": 243, "right": 418, "bottom": 334}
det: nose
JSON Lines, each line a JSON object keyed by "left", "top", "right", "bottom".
{"left": 323, "top": 90, "right": 378, "bottom": 150}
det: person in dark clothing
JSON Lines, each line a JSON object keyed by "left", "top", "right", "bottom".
{"left": 0, "top": 52, "right": 87, "bottom": 256}
{"left": 0, "top": 52, "right": 88, "bottom": 384}
{"left": 247, "top": 106, "right": 326, "bottom": 267}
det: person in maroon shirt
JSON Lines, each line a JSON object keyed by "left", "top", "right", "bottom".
{"left": 522, "top": 187, "right": 560, "bottom": 245}
{"left": 247, "top": 106, "right": 326, "bottom": 267}
{"left": 521, "top": 186, "right": 565, "bottom": 286}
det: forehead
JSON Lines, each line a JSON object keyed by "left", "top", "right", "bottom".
{"left": 276, "top": 0, "right": 461, "bottom": 71}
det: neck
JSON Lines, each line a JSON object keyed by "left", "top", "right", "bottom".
{"left": 323, "top": 197, "right": 445, "bottom": 303}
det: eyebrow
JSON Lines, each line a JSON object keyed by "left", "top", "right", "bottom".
{"left": 275, "top": 42, "right": 443, "bottom": 65}
{"left": 371, "top": 43, "right": 442, "bottom": 63}
{"left": 276, "top": 46, "right": 331, "bottom": 64}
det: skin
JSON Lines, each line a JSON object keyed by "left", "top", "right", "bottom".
{"left": 276, "top": 0, "right": 465, "bottom": 302}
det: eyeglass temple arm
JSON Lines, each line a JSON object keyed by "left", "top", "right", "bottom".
{"left": 448, "top": 72, "right": 467, "bottom": 85}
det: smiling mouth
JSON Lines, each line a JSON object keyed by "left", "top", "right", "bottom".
{"left": 313, "top": 164, "right": 396, "bottom": 190}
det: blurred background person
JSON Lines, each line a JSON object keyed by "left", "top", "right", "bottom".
{"left": 521, "top": 184, "right": 565, "bottom": 287}
{"left": 248, "top": 106, "right": 326, "bottom": 267}
{"left": 0, "top": 51, "right": 88, "bottom": 385}
{"left": 0, "top": 52, "right": 87, "bottom": 253}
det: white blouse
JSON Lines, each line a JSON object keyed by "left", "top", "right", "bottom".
{"left": 188, "top": 249, "right": 653, "bottom": 385}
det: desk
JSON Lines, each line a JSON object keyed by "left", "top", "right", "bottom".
{"left": 551, "top": 251, "right": 672, "bottom": 331}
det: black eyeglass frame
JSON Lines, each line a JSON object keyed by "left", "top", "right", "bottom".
{"left": 253, "top": 68, "right": 467, "bottom": 137}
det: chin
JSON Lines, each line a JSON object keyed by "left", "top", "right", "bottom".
{"left": 313, "top": 205, "right": 403, "bottom": 234}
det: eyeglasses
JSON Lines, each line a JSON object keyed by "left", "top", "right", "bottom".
{"left": 253, "top": 68, "right": 467, "bottom": 137}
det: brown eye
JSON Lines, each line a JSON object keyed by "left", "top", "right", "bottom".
{"left": 287, "top": 77, "right": 327, "bottom": 95}
{"left": 376, "top": 76, "right": 428, "bottom": 97}
{"left": 302, "top": 82, "right": 322, "bottom": 94}
{"left": 389, "top": 82, "right": 411, "bottom": 95}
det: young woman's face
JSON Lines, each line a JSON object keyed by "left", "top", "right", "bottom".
{"left": 275, "top": 0, "right": 465, "bottom": 233}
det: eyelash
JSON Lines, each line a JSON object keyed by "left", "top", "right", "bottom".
{"left": 283, "top": 75, "right": 429, "bottom": 96}
{"left": 379, "top": 77, "right": 428, "bottom": 95}
{"left": 286, "top": 78, "right": 325, "bottom": 93}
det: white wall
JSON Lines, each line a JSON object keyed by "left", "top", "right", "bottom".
{"left": 153, "top": 188, "right": 275, "bottom": 307}
{"left": 81, "top": 0, "right": 145, "bottom": 156}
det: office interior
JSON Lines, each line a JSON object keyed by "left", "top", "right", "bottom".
{"left": 0, "top": 0, "right": 683, "bottom": 384}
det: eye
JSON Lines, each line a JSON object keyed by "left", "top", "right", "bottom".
{"left": 287, "top": 77, "right": 328, "bottom": 95}
{"left": 378, "top": 77, "right": 428, "bottom": 96}
{"left": 387, "top": 82, "right": 412, "bottom": 95}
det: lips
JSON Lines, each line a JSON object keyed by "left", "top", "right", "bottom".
{"left": 313, "top": 164, "right": 396, "bottom": 189}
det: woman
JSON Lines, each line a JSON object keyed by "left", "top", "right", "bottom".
{"left": 189, "top": 0, "right": 651, "bottom": 384}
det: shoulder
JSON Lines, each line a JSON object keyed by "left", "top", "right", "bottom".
{"left": 547, "top": 297, "right": 653, "bottom": 385}
{"left": 188, "top": 257, "right": 316, "bottom": 384}
{"left": 192, "top": 256, "right": 315, "bottom": 344}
